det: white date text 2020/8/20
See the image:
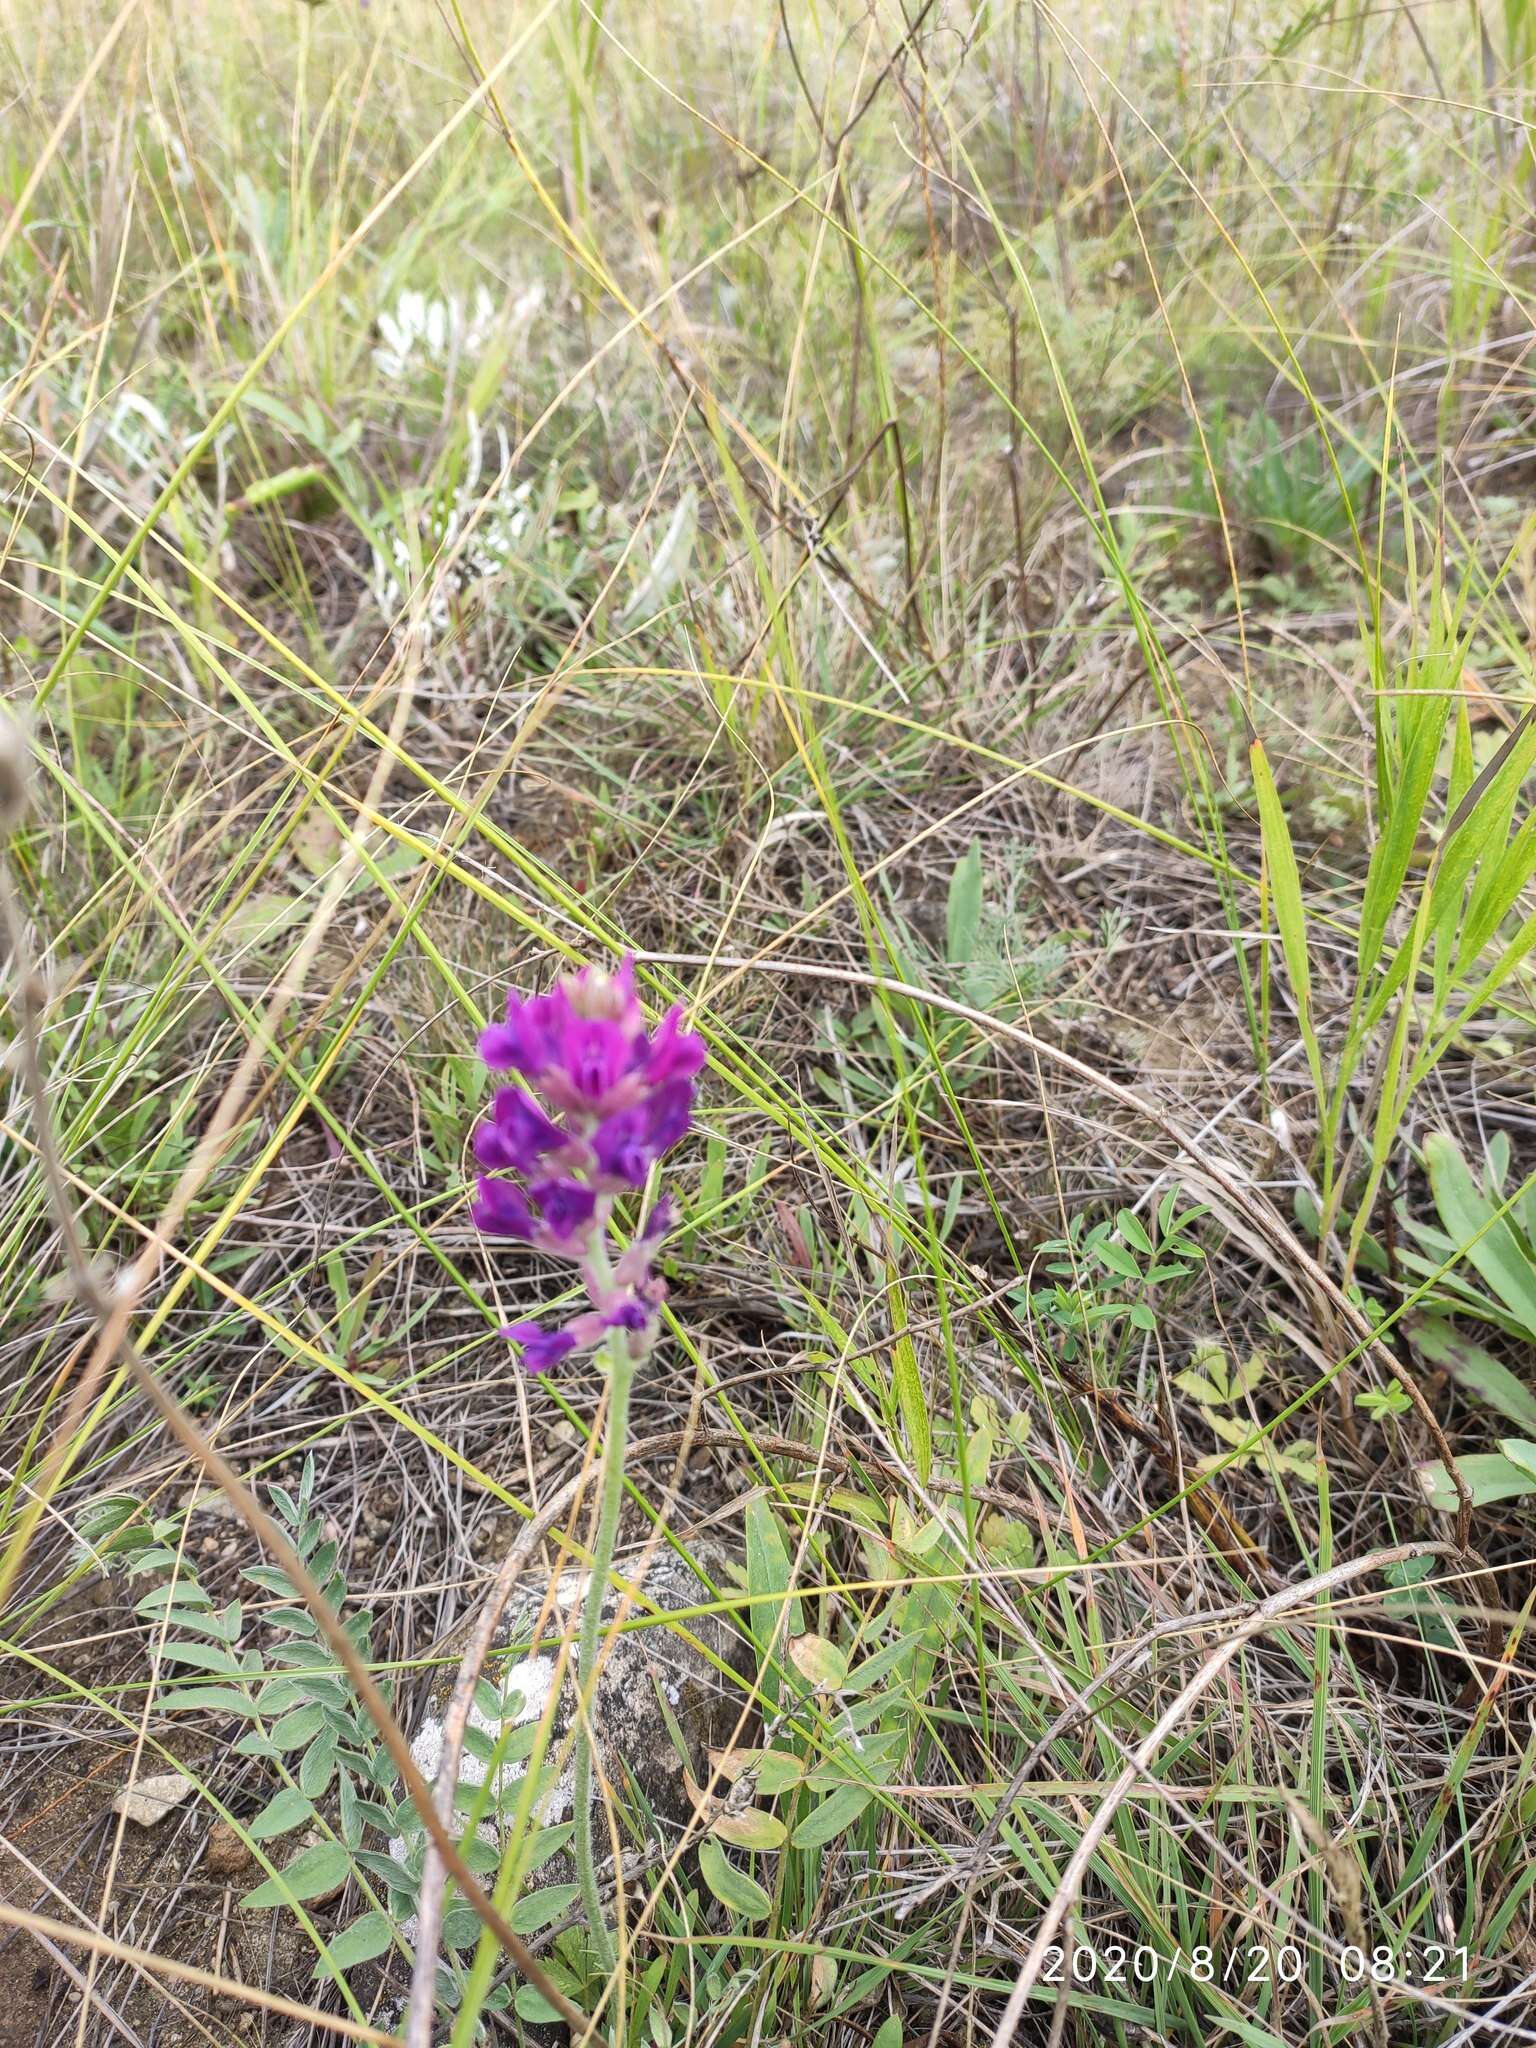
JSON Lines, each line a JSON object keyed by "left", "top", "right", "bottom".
{"left": 1035, "top": 1943, "right": 1471, "bottom": 1987}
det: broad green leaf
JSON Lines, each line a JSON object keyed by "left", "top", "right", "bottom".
{"left": 1416, "top": 1452, "right": 1536, "bottom": 1514}
{"left": 792, "top": 1784, "right": 873, "bottom": 1848}
{"left": 712, "top": 1807, "right": 788, "bottom": 1850}
{"left": 1410, "top": 1315, "right": 1536, "bottom": 1432}
{"left": 698, "top": 1837, "right": 772, "bottom": 1920}
{"left": 1423, "top": 1133, "right": 1536, "bottom": 1340}
{"left": 242, "top": 1839, "right": 351, "bottom": 1909}
{"left": 319, "top": 1910, "right": 393, "bottom": 1973}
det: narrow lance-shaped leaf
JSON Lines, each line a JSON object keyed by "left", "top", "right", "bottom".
{"left": 946, "top": 840, "right": 983, "bottom": 965}
{"left": 1358, "top": 623, "right": 1457, "bottom": 982}
{"left": 1250, "top": 737, "right": 1325, "bottom": 1111}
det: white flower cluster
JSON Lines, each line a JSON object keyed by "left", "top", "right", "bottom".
{"left": 372, "top": 281, "right": 541, "bottom": 383}
{"left": 369, "top": 411, "right": 534, "bottom": 643}
{"left": 372, "top": 285, "right": 498, "bottom": 382}
{"left": 369, "top": 282, "right": 546, "bottom": 643}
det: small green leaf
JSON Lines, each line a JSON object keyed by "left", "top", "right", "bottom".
{"left": 751, "top": 1751, "right": 806, "bottom": 1795}
{"left": 515, "top": 1976, "right": 582, "bottom": 2027}
{"left": 511, "top": 1884, "right": 581, "bottom": 1933}
{"left": 247, "top": 1786, "right": 313, "bottom": 1841}
{"left": 1095, "top": 1240, "right": 1142, "bottom": 1282}
{"left": 242, "top": 1839, "right": 350, "bottom": 1909}
{"left": 300, "top": 1731, "right": 338, "bottom": 1799}
{"left": 1117, "top": 1208, "right": 1153, "bottom": 1256}
{"left": 270, "top": 1704, "right": 326, "bottom": 1749}
{"left": 161, "top": 1686, "right": 257, "bottom": 1717}
{"left": 698, "top": 1837, "right": 772, "bottom": 1920}
{"left": 319, "top": 1910, "right": 393, "bottom": 1973}
{"left": 159, "top": 1642, "right": 242, "bottom": 1674}
{"left": 789, "top": 1634, "right": 847, "bottom": 1691}
{"left": 792, "top": 1785, "right": 873, "bottom": 1848}
{"left": 712, "top": 1807, "right": 788, "bottom": 1850}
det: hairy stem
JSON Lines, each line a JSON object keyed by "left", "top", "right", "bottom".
{"left": 573, "top": 1330, "right": 635, "bottom": 1980}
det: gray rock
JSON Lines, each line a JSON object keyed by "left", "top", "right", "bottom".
{"left": 400, "top": 1543, "right": 753, "bottom": 1897}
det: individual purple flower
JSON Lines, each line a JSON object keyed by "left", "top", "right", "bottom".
{"left": 590, "top": 1078, "right": 695, "bottom": 1189}
{"left": 501, "top": 1320, "right": 578, "bottom": 1376}
{"left": 472, "top": 1086, "right": 568, "bottom": 1173}
{"left": 469, "top": 959, "right": 703, "bottom": 1375}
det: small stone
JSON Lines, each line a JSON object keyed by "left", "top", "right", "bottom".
{"left": 181, "top": 1485, "right": 245, "bottom": 1525}
{"left": 204, "top": 1821, "right": 253, "bottom": 1877}
{"left": 112, "top": 1770, "right": 195, "bottom": 1827}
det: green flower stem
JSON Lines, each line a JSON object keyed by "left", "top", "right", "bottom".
{"left": 573, "top": 1326, "right": 634, "bottom": 1979}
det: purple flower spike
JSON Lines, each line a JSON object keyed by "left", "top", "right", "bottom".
{"left": 643, "top": 1008, "right": 708, "bottom": 1088}
{"left": 468, "top": 959, "right": 704, "bottom": 1373}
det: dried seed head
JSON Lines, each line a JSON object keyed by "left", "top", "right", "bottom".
{"left": 0, "top": 705, "right": 30, "bottom": 831}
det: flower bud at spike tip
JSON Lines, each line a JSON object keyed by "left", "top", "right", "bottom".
{"left": 468, "top": 958, "right": 704, "bottom": 1375}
